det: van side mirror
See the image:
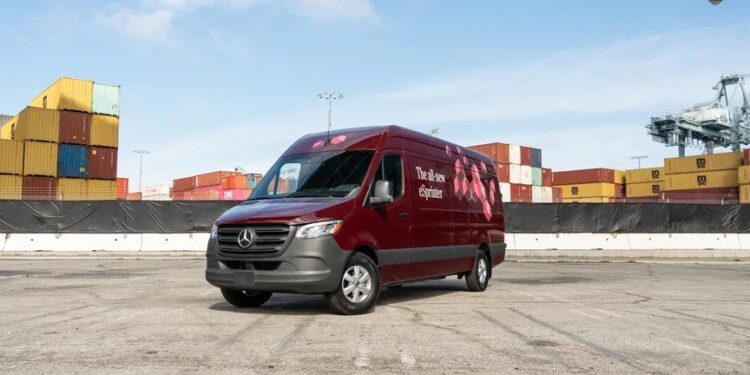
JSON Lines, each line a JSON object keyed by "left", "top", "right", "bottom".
{"left": 369, "top": 180, "right": 393, "bottom": 205}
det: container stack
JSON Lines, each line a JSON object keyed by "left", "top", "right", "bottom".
{"left": 624, "top": 167, "right": 663, "bottom": 202}
{"left": 661, "top": 152, "right": 741, "bottom": 203}
{"left": 172, "top": 171, "right": 251, "bottom": 201}
{"left": 142, "top": 185, "right": 170, "bottom": 201}
{"left": 0, "top": 77, "right": 121, "bottom": 200}
{"left": 741, "top": 150, "right": 750, "bottom": 203}
{"left": 552, "top": 168, "right": 625, "bottom": 203}
{"left": 468, "top": 142, "right": 558, "bottom": 203}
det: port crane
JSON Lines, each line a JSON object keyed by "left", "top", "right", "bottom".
{"left": 647, "top": 74, "right": 750, "bottom": 156}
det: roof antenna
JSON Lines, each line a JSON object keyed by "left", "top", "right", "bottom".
{"left": 318, "top": 92, "right": 344, "bottom": 145}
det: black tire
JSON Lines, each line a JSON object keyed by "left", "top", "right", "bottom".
{"left": 466, "top": 250, "right": 490, "bottom": 292}
{"left": 221, "top": 288, "right": 272, "bottom": 308}
{"left": 325, "top": 253, "right": 381, "bottom": 315}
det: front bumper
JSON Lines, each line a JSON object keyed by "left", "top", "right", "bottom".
{"left": 205, "top": 235, "right": 349, "bottom": 294}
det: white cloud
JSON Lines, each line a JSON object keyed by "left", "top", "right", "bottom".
{"left": 284, "top": 0, "right": 376, "bottom": 21}
{"left": 96, "top": 5, "right": 176, "bottom": 44}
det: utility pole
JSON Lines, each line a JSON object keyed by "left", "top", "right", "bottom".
{"left": 317, "top": 92, "right": 344, "bottom": 144}
{"left": 133, "top": 150, "right": 150, "bottom": 193}
{"left": 631, "top": 155, "right": 648, "bottom": 169}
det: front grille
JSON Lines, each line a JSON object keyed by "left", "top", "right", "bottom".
{"left": 217, "top": 224, "right": 292, "bottom": 256}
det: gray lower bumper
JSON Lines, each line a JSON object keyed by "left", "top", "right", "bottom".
{"left": 205, "top": 236, "right": 349, "bottom": 294}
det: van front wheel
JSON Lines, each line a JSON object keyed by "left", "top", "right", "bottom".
{"left": 466, "top": 251, "right": 490, "bottom": 292}
{"left": 325, "top": 253, "right": 381, "bottom": 315}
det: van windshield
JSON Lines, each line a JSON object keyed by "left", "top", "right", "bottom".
{"left": 250, "top": 150, "right": 375, "bottom": 200}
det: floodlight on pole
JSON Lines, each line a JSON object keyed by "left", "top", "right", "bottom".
{"left": 631, "top": 155, "right": 648, "bottom": 169}
{"left": 133, "top": 150, "right": 150, "bottom": 193}
{"left": 317, "top": 92, "right": 344, "bottom": 144}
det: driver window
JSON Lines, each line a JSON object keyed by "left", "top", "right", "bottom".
{"left": 371, "top": 154, "right": 403, "bottom": 199}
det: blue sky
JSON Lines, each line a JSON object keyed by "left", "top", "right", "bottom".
{"left": 1, "top": 0, "right": 749, "bottom": 190}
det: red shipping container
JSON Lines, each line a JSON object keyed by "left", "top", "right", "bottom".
{"left": 221, "top": 188, "right": 251, "bottom": 200}
{"left": 22, "top": 176, "right": 58, "bottom": 200}
{"left": 519, "top": 146, "right": 533, "bottom": 165}
{"left": 510, "top": 184, "right": 532, "bottom": 202}
{"left": 88, "top": 147, "right": 117, "bottom": 180}
{"left": 553, "top": 168, "right": 617, "bottom": 185}
{"left": 744, "top": 149, "right": 750, "bottom": 165}
{"left": 615, "top": 184, "right": 625, "bottom": 198}
{"left": 495, "top": 162, "right": 510, "bottom": 183}
{"left": 196, "top": 171, "right": 239, "bottom": 188}
{"left": 661, "top": 187, "right": 739, "bottom": 204}
{"left": 172, "top": 190, "right": 193, "bottom": 201}
{"left": 192, "top": 185, "right": 222, "bottom": 200}
{"left": 173, "top": 176, "right": 197, "bottom": 191}
{"left": 469, "top": 143, "right": 510, "bottom": 163}
{"left": 116, "top": 178, "right": 128, "bottom": 199}
{"left": 542, "top": 168, "right": 552, "bottom": 186}
{"left": 59, "top": 111, "right": 91, "bottom": 145}
{"left": 552, "top": 187, "right": 563, "bottom": 203}
{"left": 221, "top": 175, "right": 248, "bottom": 189}
{"left": 126, "top": 192, "right": 142, "bottom": 201}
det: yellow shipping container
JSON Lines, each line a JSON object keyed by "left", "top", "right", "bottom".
{"left": 90, "top": 115, "right": 119, "bottom": 147}
{"left": 87, "top": 179, "right": 116, "bottom": 200}
{"left": 31, "top": 77, "right": 93, "bottom": 113}
{"left": 57, "top": 178, "right": 86, "bottom": 201}
{"left": 23, "top": 141, "right": 58, "bottom": 177}
{"left": 562, "top": 197, "right": 613, "bottom": 203}
{"left": 665, "top": 152, "right": 742, "bottom": 174}
{"left": 0, "top": 140, "right": 23, "bottom": 175}
{"left": 739, "top": 165, "right": 750, "bottom": 185}
{"left": 626, "top": 167, "right": 664, "bottom": 184}
{"left": 741, "top": 185, "right": 750, "bottom": 204}
{"left": 626, "top": 182, "right": 663, "bottom": 197}
{"left": 556, "top": 182, "right": 618, "bottom": 198}
{"left": 665, "top": 169, "right": 738, "bottom": 190}
{"left": 0, "top": 115, "right": 18, "bottom": 140}
{"left": 10, "top": 107, "right": 60, "bottom": 143}
{"left": 0, "top": 175, "right": 22, "bottom": 200}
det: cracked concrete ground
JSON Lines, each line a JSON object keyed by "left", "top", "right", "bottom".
{"left": 1, "top": 259, "right": 749, "bottom": 374}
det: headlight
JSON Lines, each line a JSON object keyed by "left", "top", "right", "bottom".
{"left": 210, "top": 224, "right": 218, "bottom": 239}
{"left": 296, "top": 220, "right": 342, "bottom": 239}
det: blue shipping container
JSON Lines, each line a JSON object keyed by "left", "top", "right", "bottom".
{"left": 532, "top": 167, "right": 543, "bottom": 186}
{"left": 530, "top": 148, "right": 542, "bottom": 168}
{"left": 58, "top": 144, "right": 89, "bottom": 178}
{"left": 92, "top": 82, "right": 121, "bottom": 117}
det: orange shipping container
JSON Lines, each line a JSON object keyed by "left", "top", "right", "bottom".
{"left": 468, "top": 143, "right": 510, "bottom": 163}
{"left": 126, "top": 192, "right": 142, "bottom": 201}
{"left": 221, "top": 175, "right": 247, "bottom": 189}
{"left": 196, "top": 171, "right": 239, "bottom": 188}
{"left": 116, "top": 178, "right": 129, "bottom": 199}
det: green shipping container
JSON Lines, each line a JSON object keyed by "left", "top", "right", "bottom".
{"left": 92, "top": 83, "right": 121, "bottom": 117}
{"left": 532, "top": 167, "right": 543, "bottom": 186}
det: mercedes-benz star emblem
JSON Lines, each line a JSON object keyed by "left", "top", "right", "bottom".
{"left": 237, "top": 229, "right": 255, "bottom": 249}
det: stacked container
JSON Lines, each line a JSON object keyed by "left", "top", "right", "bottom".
{"left": 625, "top": 167, "right": 664, "bottom": 201}
{"left": 469, "top": 142, "right": 556, "bottom": 203}
{"left": 143, "top": 185, "right": 171, "bottom": 201}
{"left": 741, "top": 150, "right": 750, "bottom": 203}
{"left": 172, "top": 171, "right": 251, "bottom": 200}
{"left": 661, "top": 152, "right": 741, "bottom": 203}
{"left": 0, "top": 140, "right": 23, "bottom": 199}
{"left": 552, "top": 168, "right": 625, "bottom": 203}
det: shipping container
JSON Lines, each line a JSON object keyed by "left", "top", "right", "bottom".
{"left": 741, "top": 185, "right": 750, "bottom": 204}
{"left": 92, "top": 82, "right": 121, "bottom": 117}
{"left": 664, "top": 151, "right": 742, "bottom": 174}
{"left": 627, "top": 182, "right": 662, "bottom": 197}
{"left": 58, "top": 144, "right": 89, "bottom": 178}
{"left": 744, "top": 149, "right": 750, "bottom": 166}
{"left": 0, "top": 140, "right": 23, "bottom": 175}
{"left": 552, "top": 187, "right": 562, "bottom": 203}
{"left": 192, "top": 185, "right": 222, "bottom": 200}
{"left": 626, "top": 167, "right": 664, "bottom": 184}
{"left": 468, "top": 143, "right": 509, "bottom": 163}
{"left": 499, "top": 182, "right": 511, "bottom": 203}
{"left": 88, "top": 146, "right": 117, "bottom": 180}
{"left": 59, "top": 111, "right": 91, "bottom": 145}
{"left": 531, "top": 186, "right": 543, "bottom": 203}
{"left": 661, "top": 187, "right": 739, "bottom": 204}
{"left": 127, "top": 192, "right": 142, "bottom": 201}
{"left": 56, "top": 178, "right": 86, "bottom": 200}
{"left": 12, "top": 107, "right": 60, "bottom": 143}
{"left": 542, "top": 186, "right": 553, "bottom": 203}
{"left": 143, "top": 184, "right": 170, "bottom": 197}
{"left": 530, "top": 148, "right": 542, "bottom": 168}
{"left": 171, "top": 190, "right": 192, "bottom": 200}
{"left": 0, "top": 115, "right": 17, "bottom": 140}
{"left": 221, "top": 188, "right": 251, "bottom": 201}
{"left": 23, "top": 141, "right": 58, "bottom": 177}
{"left": 22, "top": 176, "right": 57, "bottom": 200}
{"left": 116, "top": 178, "right": 129, "bottom": 199}
{"left": 0, "top": 114, "right": 12, "bottom": 126}
{"left": 552, "top": 168, "right": 622, "bottom": 185}
{"left": 509, "top": 164, "right": 521, "bottom": 184}
{"left": 31, "top": 77, "right": 93, "bottom": 113}
{"left": 542, "top": 168, "right": 552, "bottom": 186}
{"left": 0, "top": 175, "right": 22, "bottom": 200}
{"left": 520, "top": 146, "right": 532, "bottom": 165}
{"left": 221, "top": 175, "right": 248, "bottom": 189}
{"left": 495, "top": 162, "right": 510, "bottom": 183}
{"left": 508, "top": 144, "right": 521, "bottom": 165}
{"left": 665, "top": 169, "right": 738, "bottom": 190}
{"left": 87, "top": 179, "right": 116, "bottom": 200}
{"left": 520, "top": 165, "right": 532, "bottom": 185}
{"left": 562, "top": 197, "right": 613, "bottom": 203}
{"left": 739, "top": 165, "right": 750, "bottom": 185}
{"left": 555, "top": 182, "right": 619, "bottom": 198}
{"left": 90, "top": 115, "right": 119, "bottom": 147}
{"left": 196, "top": 171, "right": 240, "bottom": 188}
{"left": 510, "top": 184, "right": 532, "bottom": 202}
{"left": 173, "top": 176, "right": 197, "bottom": 191}
{"left": 531, "top": 167, "right": 542, "bottom": 186}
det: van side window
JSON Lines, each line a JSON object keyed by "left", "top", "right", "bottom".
{"left": 372, "top": 155, "right": 403, "bottom": 199}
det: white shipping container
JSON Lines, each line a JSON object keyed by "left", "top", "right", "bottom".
{"left": 532, "top": 186, "right": 543, "bottom": 203}
{"left": 509, "top": 164, "right": 522, "bottom": 184}
{"left": 141, "top": 194, "right": 171, "bottom": 201}
{"left": 509, "top": 144, "right": 521, "bottom": 165}
{"left": 499, "top": 182, "right": 511, "bottom": 203}
{"left": 520, "top": 165, "right": 533, "bottom": 185}
{"left": 542, "top": 186, "right": 553, "bottom": 203}
{"left": 143, "top": 184, "right": 170, "bottom": 196}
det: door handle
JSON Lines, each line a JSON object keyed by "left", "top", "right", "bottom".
{"left": 399, "top": 211, "right": 409, "bottom": 219}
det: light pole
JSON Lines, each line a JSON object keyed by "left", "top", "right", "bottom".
{"left": 317, "top": 92, "right": 344, "bottom": 143}
{"left": 631, "top": 155, "right": 648, "bottom": 169}
{"left": 133, "top": 150, "right": 150, "bottom": 193}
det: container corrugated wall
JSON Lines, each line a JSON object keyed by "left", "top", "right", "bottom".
{"left": 87, "top": 180, "right": 116, "bottom": 200}
{"left": 59, "top": 111, "right": 91, "bottom": 145}
{"left": 0, "top": 115, "right": 17, "bottom": 140}
{"left": 531, "top": 167, "right": 542, "bottom": 186}
{"left": 626, "top": 167, "right": 664, "bottom": 184}
{"left": 90, "top": 115, "right": 119, "bottom": 147}
{"left": 88, "top": 147, "right": 117, "bottom": 180}
{"left": 553, "top": 168, "right": 622, "bottom": 185}
{"left": 15, "top": 107, "right": 59, "bottom": 143}
{"left": 530, "top": 148, "right": 542, "bottom": 168}
{"left": 23, "top": 141, "right": 58, "bottom": 177}
{"left": 563, "top": 197, "right": 613, "bottom": 203}
{"left": 0, "top": 175, "right": 22, "bottom": 200}
{"left": 665, "top": 170, "right": 738, "bottom": 190}
{"left": 738, "top": 165, "right": 750, "bottom": 185}
{"left": 116, "top": 178, "right": 129, "bottom": 199}
{"left": 741, "top": 185, "right": 750, "bottom": 204}
{"left": 665, "top": 152, "right": 742, "bottom": 174}
{"left": 92, "top": 83, "right": 121, "bottom": 117}
{"left": 627, "top": 182, "right": 662, "bottom": 197}
{"left": 31, "top": 77, "right": 93, "bottom": 113}
{"left": 58, "top": 144, "right": 89, "bottom": 178}
{"left": 22, "top": 176, "right": 58, "bottom": 200}
{"left": 57, "top": 178, "right": 86, "bottom": 200}
{"left": 0, "top": 140, "right": 23, "bottom": 175}
{"left": 556, "top": 182, "right": 618, "bottom": 198}
{"left": 468, "top": 143, "right": 510, "bottom": 163}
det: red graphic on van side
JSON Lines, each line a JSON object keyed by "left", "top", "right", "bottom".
{"left": 447, "top": 144, "right": 495, "bottom": 221}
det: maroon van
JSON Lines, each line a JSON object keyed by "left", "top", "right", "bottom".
{"left": 206, "top": 126, "right": 506, "bottom": 314}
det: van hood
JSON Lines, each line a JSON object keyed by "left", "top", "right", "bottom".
{"left": 216, "top": 198, "right": 352, "bottom": 226}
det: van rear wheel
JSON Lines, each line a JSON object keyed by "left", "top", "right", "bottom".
{"left": 221, "top": 288, "right": 272, "bottom": 308}
{"left": 466, "top": 251, "right": 490, "bottom": 292}
{"left": 325, "top": 253, "right": 381, "bottom": 315}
